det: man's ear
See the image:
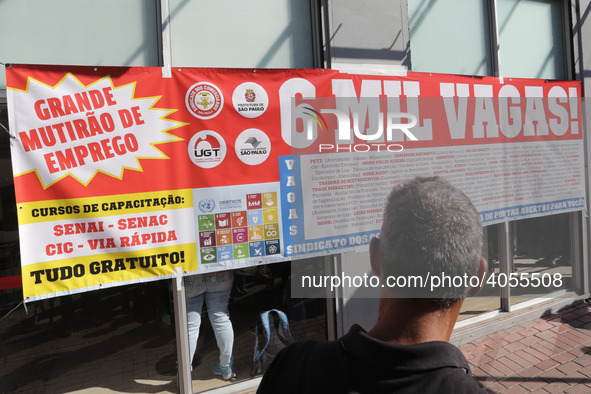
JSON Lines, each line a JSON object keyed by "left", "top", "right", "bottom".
{"left": 369, "top": 237, "right": 382, "bottom": 277}
{"left": 467, "top": 257, "right": 488, "bottom": 296}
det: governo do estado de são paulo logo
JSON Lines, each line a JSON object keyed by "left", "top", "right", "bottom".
{"left": 234, "top": 128, "right": 271, "bottom": 166}
{"left": 187, "top": 130, "right": 227, "bottom": 168}
{"left": 185, "top": 82, "right": 224, "bottom": 119}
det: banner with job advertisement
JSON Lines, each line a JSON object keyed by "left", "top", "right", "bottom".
{"left": 279, "top": 74, "right": 585, "bottom": 258}
{"left": 6, "top": 64, "right": 584, "bottom": 300}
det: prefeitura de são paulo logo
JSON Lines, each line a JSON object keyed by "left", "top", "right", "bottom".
{"left": 232, "top": 82, "right": 268, "bottom": 119}
{"left": 185, "top": 82, "right": 224, "bottom": 119}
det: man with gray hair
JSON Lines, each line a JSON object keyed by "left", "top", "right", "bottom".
{"left": 257, "top": 176, "right": 488, "bottom": 393}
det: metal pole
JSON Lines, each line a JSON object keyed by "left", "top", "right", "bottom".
{"left": 172, "top": 267, "right": 192, "bottom": 394}
{"left": 499, "top": 221, "right": 512, "bottom": 312}
{"left": 158, "top": 0, "right": 172, "bottom": 78}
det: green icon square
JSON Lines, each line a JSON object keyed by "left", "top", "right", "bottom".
{"left": 200, "top": 247, "right": 217, "bottom": 264}
{"left": 233, "top": 243, "right": 249, "bottom": 260}
{"left": 198, "top": 215, "right": 215, "bottom": 231}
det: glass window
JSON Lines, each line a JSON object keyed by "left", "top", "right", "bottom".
{"left": 408, "top": 0, "right": 492, "bottom": 76}
{"left": 0, "top": 2, "right": 165, "bottom": 392}
{"left": 496, "top": 1, "right": 573, "bottom": 306}
{"left": 167, "top": 1, "right": 320, "bottom": 391}
{"left": 0, "top": 281, "right": 178, "bottom": 393}
{"left": 497, "top": 0, "right": 566, "bottom": 79}
{"left": 510, "top": 214, "right": 573, "bottom": 306}
{"left": 0, "top": 0, "right": 160, "bottom": 88}
{"left": 408, "top": 0, "right": 577, "bottom": 317}
{"left": 0, "top": 1, "right": 320, "bottom": 391}
{"left": 169, "top": 0, "right": 314, "bottom": 68}
{"left": 459, "top": 225, "right": 502, "bottom": 320}
{"left": 186, "top": 263, "right": 328, "bottom": 392}
{"left": 0, "top": 106, "right": 181, "bottom": 393}
{"left": 0, "top": 107, "right": 20, "bottom": 309}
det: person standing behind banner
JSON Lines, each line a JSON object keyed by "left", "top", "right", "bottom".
{"left": 185, "top": 270, "right": 236, "bottom": 380}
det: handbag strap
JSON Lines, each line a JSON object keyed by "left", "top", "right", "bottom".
{"left": 260, "top": 309, "right": 294, "bottom": 343}
{"left": 253, "top": 309, "right": 294, "bottom": 363}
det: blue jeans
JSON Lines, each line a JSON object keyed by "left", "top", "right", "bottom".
{"left": 185, "top": 271, "right": 234, "bottom": 367}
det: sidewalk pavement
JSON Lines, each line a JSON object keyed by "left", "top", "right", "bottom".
{"left": 459, "top": 300, "right": 591, "bottom": 393}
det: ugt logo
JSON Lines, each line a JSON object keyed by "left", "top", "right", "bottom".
{"left": 187, "top": 130, "right": 227, "bottom": 168}
{"left": 194, "top": 134, "right": 220, "bottom": 157}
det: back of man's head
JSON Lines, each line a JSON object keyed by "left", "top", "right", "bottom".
{"left": 379, "top": 176, "right": 482, "bottom": 307}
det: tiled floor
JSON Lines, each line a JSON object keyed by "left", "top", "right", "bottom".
{"left": 460, "top": 300, "right": 591, "bottom": 393}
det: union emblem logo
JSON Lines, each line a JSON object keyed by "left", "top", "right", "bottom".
{"left": 197, "top": 92, "right": 214, "bottom": 109}
{"left": 185, "top": 82, "right": 224, "bottom": 119}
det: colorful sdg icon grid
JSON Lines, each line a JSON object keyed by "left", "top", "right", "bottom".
{"left": 197, "top": 192, "right": 281, "bottom": 264}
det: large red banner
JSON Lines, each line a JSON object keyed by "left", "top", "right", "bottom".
{"left": 6, "top": 64, "right": 583, "bottom": 301}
